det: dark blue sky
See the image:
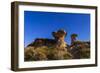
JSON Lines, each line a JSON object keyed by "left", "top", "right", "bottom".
{"left": 24, "top": 11, "right": 90, "bottom": 47}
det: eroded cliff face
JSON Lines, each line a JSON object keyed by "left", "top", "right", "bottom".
{"left": 24, "top": 29, "right": 90, "bottom": 61}
{"left": 24, "top": 29, "right": 72, "bottom": 61}
{"left": 69, "top": 41, "right": 90, "bottom": 59}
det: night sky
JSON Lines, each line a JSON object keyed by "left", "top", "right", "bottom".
{"left": 24, "top": 11, "right": 90, "bottom": 47}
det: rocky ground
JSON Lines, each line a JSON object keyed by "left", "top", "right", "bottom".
{"left": 24, "top": 40, "right": 90, "bottom": 61}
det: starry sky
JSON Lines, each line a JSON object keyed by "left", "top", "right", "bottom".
{"left": 24, "top": 11, "right": 90, "bottom": 47}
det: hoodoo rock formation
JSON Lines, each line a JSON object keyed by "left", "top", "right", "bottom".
{"left": 24, "top": 29, "right": 90, "bottom": 61}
